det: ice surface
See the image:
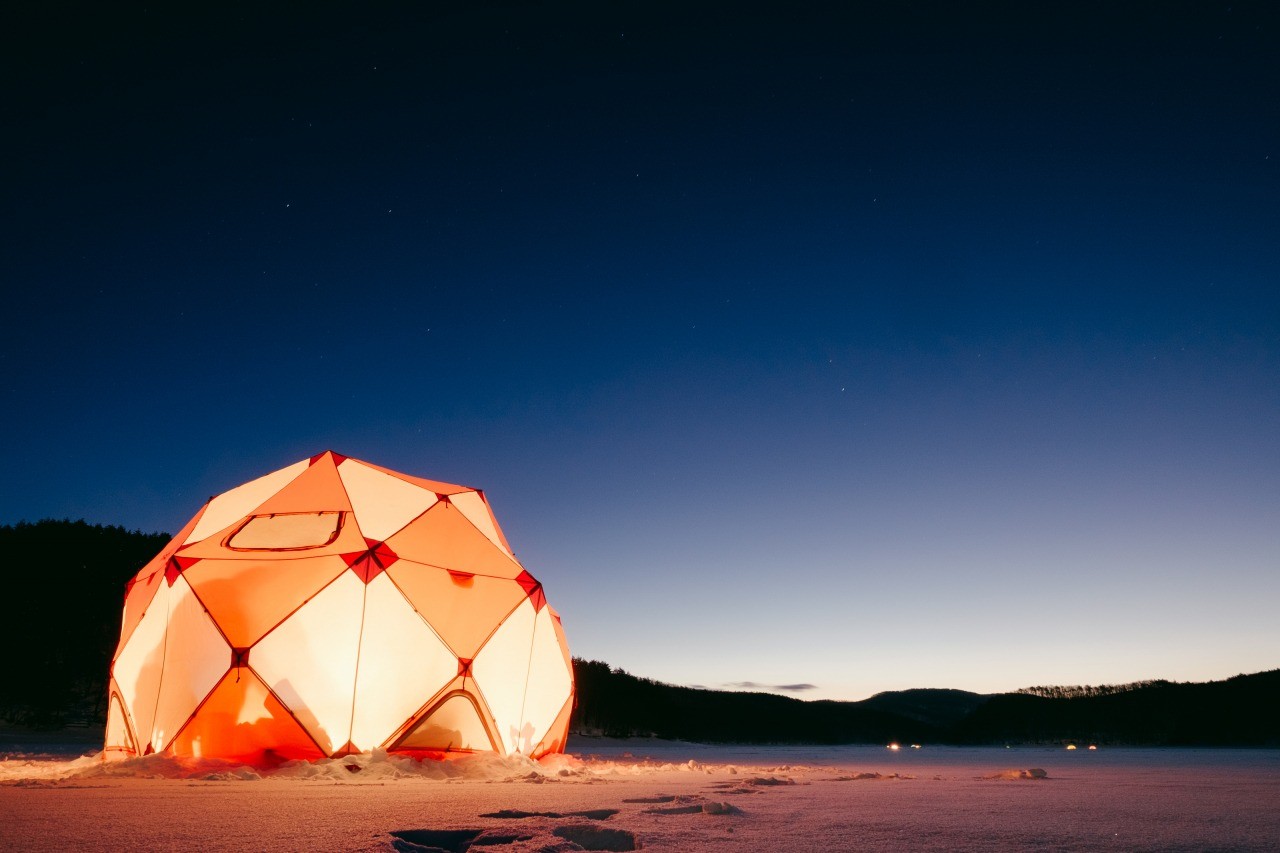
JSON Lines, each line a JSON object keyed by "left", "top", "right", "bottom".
{"left": 2, "top": 739, "right": 1278, "bottom": 851}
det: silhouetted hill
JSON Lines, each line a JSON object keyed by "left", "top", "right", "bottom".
{"left": 0, "top": 520, "right": 170, "bottom": 727}
{"left": 950, "top": 670, "right": 1280, "bottom": 746}
{"left": 570, "top": 661, "right": 1280, "bottom": 747}
{"left": 858, "top": 688, "right": 991, "bottom": 729}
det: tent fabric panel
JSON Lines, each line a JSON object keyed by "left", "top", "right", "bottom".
{"left": 167, "top": 668, "right": 324, "bottom": 764}
{"left": 386, "top": 504, "right": 525, "bottom": 580}
{"left": 104, "top": 692, "right": 137, "bottom": 759}
{"left": 185, "top": 459, "right": 310, "bottom": 546}
{"left": 336, "top": 459, "right": 438, "bottom": 542}
{"left": 349, "top": 574, "right": 458, "bottom": 750}
{"left": 111, "top": 580, "right": 172, "bottom": 752}
{"left": 517, "top": 605, "right": 575, "bottom": 757}
{"left": 251, "top": 453, "right": 353, "bottom": 515}
{"left": 116, "top": 561, "right": 164, "bottom": 660}
{"left": 149, "top": 577, "right": 231, "bottom": 752}
{"left": 350, "top": 458, "right": 470, "bottom": 496}
{"left": 397, "top": 694, "right": 493, "bottom": 752}
{"left": 385, "top": 563, "right": 527, "bottom": 659}
{"left": 471, "top": 598, "right": 537, "bottom": 755}
{"left": 449, "top": 491, "right": 513, "bottom": 556}
{"left": 117, "top": 509, "right": 206, "bottom": 655}
{"left": 251, "top": 570, "right": 366, "bottom": 756}
{"left": 183, "top": 555, "right": 349, "bottom": 648}
{"left": 530, "top": 693, "right": 574, "bottom": 759}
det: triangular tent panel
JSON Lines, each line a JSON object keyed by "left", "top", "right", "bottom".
{"left": 167, "top": 668, "right": 324, "bottom": 764}
{"left": 107, "top": 452, "right": 573, "bottom": 765}
{"left": 336, "top": 459, "right": 438, "bottom": 542}
{"left": 449, "top": 490, "right": 514, "bottom": 556}
{"left": 185, "top": 459, "right": 310, "bottom": 545}
{"left": 251, "top": 452, "right": 352, "bottom": 516}
{"left": 386, "top": 503, "right": 525, "bottom": 579}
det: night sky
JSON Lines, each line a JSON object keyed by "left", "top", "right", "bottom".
{"left": 4, "top": 2, "right": 1277, "bottom": 700}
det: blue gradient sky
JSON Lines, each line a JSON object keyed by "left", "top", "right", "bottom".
{"left": 3, "top": 3, "right": 1277, "bottom": 699}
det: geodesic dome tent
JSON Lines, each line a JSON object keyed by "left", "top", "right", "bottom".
{"left": 105, "top": 451, "right": 573, "bottom": 764}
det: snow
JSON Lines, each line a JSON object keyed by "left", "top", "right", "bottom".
{"left": 2, "top": 738, "right": 1278, "bottom": 851}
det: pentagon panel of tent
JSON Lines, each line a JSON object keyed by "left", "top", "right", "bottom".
{"left": 105, "top": 452, "right": 573, "bottom": 765}
{"left": 449, "top": 490, "right": 514, "bottom": 556}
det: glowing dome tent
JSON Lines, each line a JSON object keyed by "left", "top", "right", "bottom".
{"left": 105, "top": 451, "right": 573, "bottom": 764}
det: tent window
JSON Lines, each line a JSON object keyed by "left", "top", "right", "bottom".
{"left": 225, "top": 512, "right": 344, "bottom": 551}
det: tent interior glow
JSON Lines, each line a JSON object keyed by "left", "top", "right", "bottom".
{"left": 108, "top": 452, "right": 573, "bottom": 763}
{"left": 2, "top": 4, "right": 1277, "bottom": 703}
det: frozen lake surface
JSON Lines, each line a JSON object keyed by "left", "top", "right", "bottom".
{"left": 2, "top": 737, "right": 1277, "bottom": 851}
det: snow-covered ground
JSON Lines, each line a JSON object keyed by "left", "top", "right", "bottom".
{"left": 2, "top": 737, "right": 1277, "bottom": 851}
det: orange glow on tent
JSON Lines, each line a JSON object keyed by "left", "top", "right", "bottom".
{"left": 105, "top": 452, "right": 573, "bottom": 764}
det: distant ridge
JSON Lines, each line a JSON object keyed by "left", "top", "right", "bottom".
{"left": 570, "top": 661, "right": 1280, "bottom": 747}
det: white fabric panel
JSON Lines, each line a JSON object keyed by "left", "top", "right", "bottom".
{"left": 349, "top": 574, "right": 458, "bottom": 750}
{"left": 149, "top": 577, "right": 230, "bottom": 751}
{"left": 111, "top": 580, "right": 171, "bottom": 751}
{"left": 400, "top": 695, "right": 492, "bottom": 751}
{"left": 449, "top": 491, "right": 511, "bottom": 555}
{"left": 252, "top": 571, "right": 364, "bottom": 755}
{"left": 337, "top": 460, "right": 438, "bottom": 541}
{"left": 186, "top": 459, "right": 309, "bottom": 545}
{"left": 472, "top": 598, "right": 536, "bottom": 755}
{"left": 520, "top": 607, "right": 574, "bottom": 753}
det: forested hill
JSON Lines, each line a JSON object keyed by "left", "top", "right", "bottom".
{"left": 569, "top": 662, "right": 1280, "bottom": 747}
{"left": 1, "top": 519, "right": 170, "bottom": 726}
{"left": 2, "top": 520, "right": 1276, "bottom": 746}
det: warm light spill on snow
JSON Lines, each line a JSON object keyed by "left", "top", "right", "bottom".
{"left": 1, "top": 742, "right": 1277, "bottom": 851}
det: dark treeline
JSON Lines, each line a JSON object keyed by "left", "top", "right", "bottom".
{"left": 1, "top": 520, "right": 170, "bottom": 726}
{"left": 3, "top": 520, "right": 1277, "bottom": 747}
{"left": 1015, "top": 681, "right": 1168, "bottom": 700}
{"left": 951, "top": 672, "right": 1280, "bottom": 746}
{"left": 570, "top": 661, "right": 1280, "bottom": 747}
